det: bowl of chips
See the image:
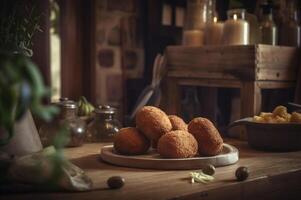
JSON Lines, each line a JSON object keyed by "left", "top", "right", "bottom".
{"left": 229, "top": 106, "right": 301, "bottom": 151}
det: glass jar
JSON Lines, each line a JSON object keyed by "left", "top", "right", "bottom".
{"left": 86, "top": 105, "right": 121, "bottom": 143}
{"left": 182, "top": 0, "right": 208, "bottom": 46}
{"left": 222, "top": 9, "right": 250, "bottom": 45}
{"left": 259, "top": 3, "right": 278, "bottom": 45}
{"left": 39, "top": 98, "right": 86, "bottom": 147}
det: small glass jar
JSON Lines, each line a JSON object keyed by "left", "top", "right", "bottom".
{"left": 259, "top": 4, "right": 278, "bottom": 45}
{"left": 86, "top": 105, "right": 121, "bottom": 143}
{"left": 222, "top": 9, "right": 250, "bottom": 45}
{"left": 39, "top": 98, "right": 86, "bottom": 147}
{"left": 182, "top": 0, "right": 208, "bottom": 46}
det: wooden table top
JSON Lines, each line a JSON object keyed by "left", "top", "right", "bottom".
{"left": 4, "top": 139, "right": 301, "bottom": 200}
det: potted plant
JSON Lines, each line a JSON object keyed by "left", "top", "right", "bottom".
{"left": 0, "top": 1, "right": 57, "bottom": 156}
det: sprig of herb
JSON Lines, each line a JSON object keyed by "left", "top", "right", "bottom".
{"left": 190, "top": 172, "right": 215, "bottom": 184}
{"left": 0, "top": 1, "right": 42, "bottom": 56}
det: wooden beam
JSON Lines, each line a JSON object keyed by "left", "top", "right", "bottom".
{"left": 59, "top": 0, "right": 83, "bottom": 100}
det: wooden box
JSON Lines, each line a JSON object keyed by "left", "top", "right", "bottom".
{"left": 166, "top": 45, "right": 300, "bottom": 81}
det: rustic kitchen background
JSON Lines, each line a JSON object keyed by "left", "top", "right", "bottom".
{"left": 26, "top": 0, "right": 301, "bottom": 130}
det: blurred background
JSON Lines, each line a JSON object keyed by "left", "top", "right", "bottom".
{"left": 1, "top": 0, "right": 300, "bottom": 128}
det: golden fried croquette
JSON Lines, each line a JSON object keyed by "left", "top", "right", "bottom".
{"left": 157, "top": 130, "right": 198, "bottom": 158}
{"left": 114, "top": 127, "right": 150, "bottom": 155}
{"left": 290, "top": 112, "right": 301, "bottom": 123}
{"left": 136, "top": 106, "right": 172, "bottom": 141}
{"left": 168, "top": 115, "right": 188, "bottom": 131}
{"left": 153, "top": 114, "right": 187, "bottom": 149}
{"left": 188, "top": 117, "right": 223, "bottom": 156}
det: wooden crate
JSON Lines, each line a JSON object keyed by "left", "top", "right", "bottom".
{"left": 166, "top": 45, "right": 300, "bottom": 81}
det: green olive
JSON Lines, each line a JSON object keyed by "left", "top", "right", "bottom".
{"left": 202, "top": 164, "right": 215, "bottom": 176}
{"left": 235, "top": 166, "right": 249, "bottom": 181}
{"left": 107, "top": 176, "right": 125, "bottom": 189}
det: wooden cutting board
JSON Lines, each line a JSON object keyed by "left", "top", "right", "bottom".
{"left": 100, "top": 143, "right": 239, "bottom": 170}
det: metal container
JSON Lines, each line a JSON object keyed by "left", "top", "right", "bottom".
{"left": 86, "top": 105, "right": 121, "bottom": 142}
{"left": 39, "top": 98, "right": 86, "bottom": 147}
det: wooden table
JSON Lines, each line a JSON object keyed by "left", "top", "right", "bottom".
{"left": 3, "top": 139, "right": 301, "bottom": 200}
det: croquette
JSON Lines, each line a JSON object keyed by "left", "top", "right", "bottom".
{"left": 168, "top": 115, "right": 188, "bottom": 131}
{"left": 188, "top": 117, "right": 223, "bottom": 156}
{"left": 114, "top": 127, "right": 150, "bottom": 155}
{"left": 136, "top": 106, "right": 172, "bottom": 141}
{"left": 157, "top": 130, "right": 198, "bottom": 158}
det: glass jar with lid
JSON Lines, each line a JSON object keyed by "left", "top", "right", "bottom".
{"left": 39, "top": 98, "right": 86, "bottom": 147}
{"left": 86, "top": 105, "right": 121, "bottom": 142}
{"left": 183, "top": 0, "right": 209, "bottom": 46}
{"left": 222, "top": 9, "right": 250, "bottom": 45}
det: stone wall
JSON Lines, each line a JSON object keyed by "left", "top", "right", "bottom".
{"left": 95, "top": 0, "right": 144, "bottom": 119}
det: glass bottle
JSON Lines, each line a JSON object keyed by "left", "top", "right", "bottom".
{"left": 259, "top": 3, "right": 278, "bottom": 45}
{"left": 86, "top": 105, "right": 121, "bottom": 143}
{"left": 283, "top": 0, "right": 301, "bottom": 47}
{"left": 39, "top": 98, "right": 86, "bottom": 147}
{"left": 183, "top": 0, "right": 208, "bottom": 46}
{"left": 222, "top": 9, "right": 250, "bottom": 45}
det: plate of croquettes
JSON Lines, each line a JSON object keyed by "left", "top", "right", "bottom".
{"left": 100, "top": 106, "right": 239, "bottom": 170}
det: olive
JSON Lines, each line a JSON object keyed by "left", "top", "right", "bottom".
{"left": 202, "top": 164, "right": 215, "bottom": 176}
{"left": 107, "top": 176, "right": 125, "bottom": 189}
{"left": 235, "top": 166, "right": 249, "bottom": 181}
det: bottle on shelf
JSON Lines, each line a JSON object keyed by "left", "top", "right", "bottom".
{"left": 279, "top": 0, "right": 301, "bottom": 47}
{"left": 259, "top": 3, "right": 278, "bottom": 45}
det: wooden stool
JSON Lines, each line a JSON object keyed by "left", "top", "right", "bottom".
{"left": 164, "top": 45, "right": 299, "bottom": 120}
